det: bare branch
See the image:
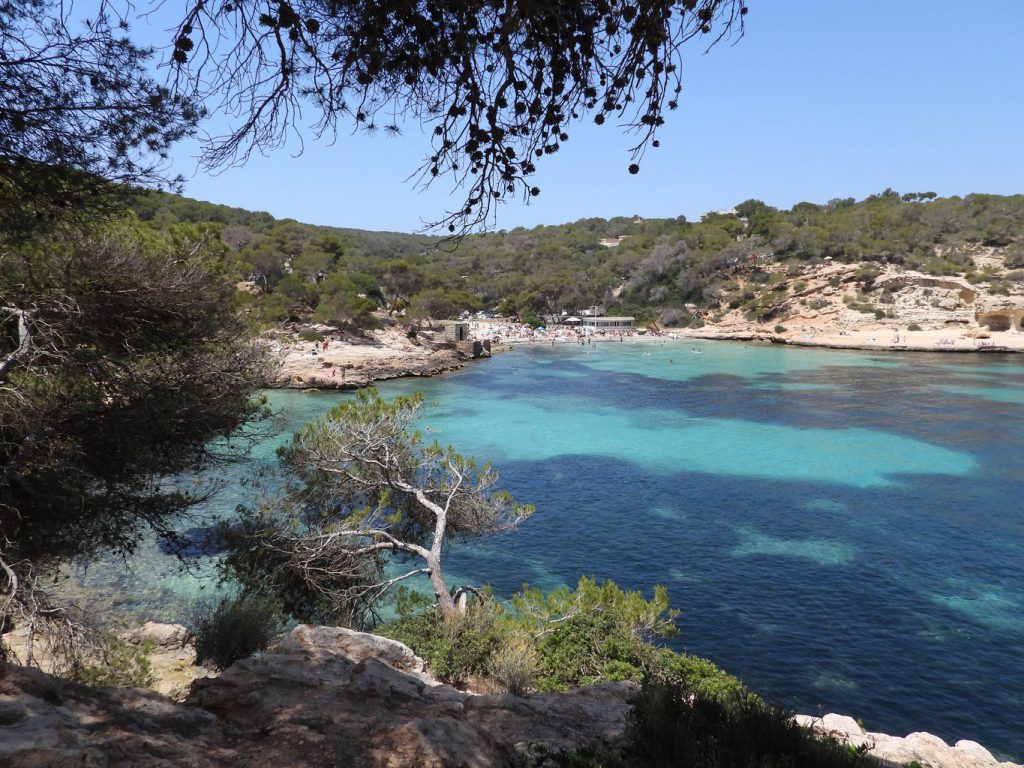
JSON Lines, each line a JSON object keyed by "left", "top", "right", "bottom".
{"left": 169, "top": 0, "right": 747, "bottom": 234}
{"left": 235, "top": 389, "right": 533, "bottom": 619}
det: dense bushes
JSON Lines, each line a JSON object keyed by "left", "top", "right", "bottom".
{"left": 191, "top": 595, "right": 283, "bottom": 670}
{"left": 68, "top": 636, "right": 156, "bottom": 689}
{"left": 382, "top": 591, "right": 505, "bottom": 685}
{"left": 383, "top": 578, "right": 865, "bottom": 767}
{"left": 624, "top": 677, "right": 873, "bottom": 768}
{"left": 132, "top": 189, "right": 1024, "bottom": 328}
{"left": 380, "top": 577, "right": 743, "bottom": 701}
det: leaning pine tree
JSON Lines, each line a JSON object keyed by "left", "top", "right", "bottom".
{"left": 227, "top": 390, "right": 533, "bottom": 624}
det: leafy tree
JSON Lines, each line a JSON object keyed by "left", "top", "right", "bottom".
{"left": 0, "top": 1, "right": 200, "bottom": 237}
{"left": 2, "top": 1, "right": 269, "bottom": 663}
{"left": 407, "top": 288, "right": 482, "bottom": 324}
{"left": 313, "top": 282, "right": 380, "bottom": 330}
{"left": 170, "top": 0, "right": 747, "bottom": 231}
{"left": 381, "top": 260, "right": 426, "bottom": 313}
{"left": 1004, "top": 243, "right": 1024, "bottom": 269}
{"left": 223, "top": 389, "right": 533, "bottom": 622}
{"left": 0, "top": 220, "right": 270, "bottom": 661}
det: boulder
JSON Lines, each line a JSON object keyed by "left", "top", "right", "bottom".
{"left": 122, "top": 622, "right": 190, "bottom": 651}
{"left": 796, "top": 713, "right": 1021, "bottom": 768}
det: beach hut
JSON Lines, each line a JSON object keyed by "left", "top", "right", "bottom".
{"left": 443, "top": 322, "right": 470, "bottom": 341}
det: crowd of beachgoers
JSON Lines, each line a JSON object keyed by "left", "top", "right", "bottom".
{"left": 472, "top": 319, "right": 1024, "bottom": 353}
{"left": 472, "top": 320, "right": 669, "bottom": 346}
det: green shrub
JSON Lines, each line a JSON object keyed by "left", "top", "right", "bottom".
{"left": 624, "top": 676, "right": 872, "bottom": 768}
{"left": 907, "top": 323, "right": 922, "bottom": 331}
{"left": 69, "top": 636, "right": 155, "bottom": 689}
{"left": 1006, "top": 244, "right": 1024, "bottom": 269}
{"left": 298, "top": 329, "right": 325, "bottom": 342}
{"left": 828, "top": 276, "right": 842, "bottom": 288}
{"left": 855, "top": 265, "right": 881, "bottom": 281}
{"left": 649, "top": 648, "right": 747, "bottom": 703}
{"left": 192, "top": 595, "right": 283, "bottom": 670}
{"left": 988, "top": 280, "right": 1010, "bottom": 296}
{"left": 774, "top": 325, "right": 787, "bottom": 334}
{"left": 922, "top": 258, "right": 963, "bottom": 276}
{"left": 513, "top": 578, "right": 680, "bottom": 692}
{"left": 844, "top": 300, "right": 877, "bottom": 315}
{"left": 380, "top": 577, "right": 746, "bottom": 723}
{"left": 382, "top": 589, "right": 504, "bottom": 685}
{"left": 488, "top": 633, "right": 539, "bottom": 696}
{"left": 874, "top": 309, "right": 886, "bottom": 319}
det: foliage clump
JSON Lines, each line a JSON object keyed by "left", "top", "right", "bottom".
{"left": 382, "top": 589, "right": 505, "bottom": 686}
{"left": 380, "top": 577, "right": 743, "bottom": 702}
{"left": 220, "top": 389, "right": 533, "bottom": 625}
{"left": 624, "top": 676, "right": 873, "bottom": 768}
{"left": 68, "top": 636, "right": 156, "bottom": 689}
{"left": 191, "top": 595, "right": 283, "bottom": 671}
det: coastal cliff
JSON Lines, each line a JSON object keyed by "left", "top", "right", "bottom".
{"left": 674, "top": 258, "right": 1024, "bottom": 353}
{"left": 1, "top": 624, "right": 1019, "bottom": 768}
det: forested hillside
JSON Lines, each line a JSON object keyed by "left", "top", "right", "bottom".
{"left": 130, "top": 189, "right": 1024, "bottom": 328}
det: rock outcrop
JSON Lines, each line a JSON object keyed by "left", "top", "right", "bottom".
{"left": 271, "top": 327, "right": 490, "bottom": 390}
{"left": 3, "top": 621, "right": 214, "bottom": 703}
{"left": 2, "top": 624, "right": 1020, "bottom": 767}
{"left": 1, "top": 624, "right": 635, "bottom": 767}
{"left": 794, "top": 714, "right": 1020, "bottom": 768}
{"left": 120, "top": 622, "right": 215, "bottom": 701}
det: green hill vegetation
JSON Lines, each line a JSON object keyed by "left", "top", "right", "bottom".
{"left": 130, "top": 189, "right": 1024, "bottom": 329}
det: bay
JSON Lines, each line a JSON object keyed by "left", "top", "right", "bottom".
{"left": 77, "top": 340, "right": 1024, "bottom": 759}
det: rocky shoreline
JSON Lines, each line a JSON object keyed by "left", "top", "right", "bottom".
{"left": 267, "top": 326, "right": 492, "bottom": 390}
{"left": 266, "top": 266, "right": 1024, "bottom": 393}
{"left": 1, "top": 623, "right": 1019, "bottom": 768}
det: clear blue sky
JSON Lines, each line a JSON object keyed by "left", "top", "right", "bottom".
{"left": 136, "top": 1, "right": 1024, "bottom": 232}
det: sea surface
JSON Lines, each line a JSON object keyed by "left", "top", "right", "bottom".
{"left": 78, "top": 340, "right": 1024, "bottom": 759}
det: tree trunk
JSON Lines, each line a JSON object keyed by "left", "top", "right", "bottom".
{"left": 426, "top": 551, "right": 459, "bottom": 617}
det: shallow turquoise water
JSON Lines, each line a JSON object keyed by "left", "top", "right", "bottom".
{"left": 79, "top": 341, "right": 1024, "bottom": 759}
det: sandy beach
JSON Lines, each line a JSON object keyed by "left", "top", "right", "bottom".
{"left": 270, "top": 315, "right": 1024, "bottom": 392}
{"left": 672, "top": 325, "right": 1024, "bottom": 354}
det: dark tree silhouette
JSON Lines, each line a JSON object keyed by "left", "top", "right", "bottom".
{"left": 0, "top": 1, "right": 201, "bottom": 237}
{"left": 171, "top": 0, "right": 747, "bottom": 232}
{"left": 0, "top": 223, "right": 271, "bottom": 663}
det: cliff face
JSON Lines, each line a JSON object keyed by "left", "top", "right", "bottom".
{"left": 0, "top": 624, "right": 1020, "bottom": 768}
{"left": 708, "top": 254, "right": 1024, "bottom": 339}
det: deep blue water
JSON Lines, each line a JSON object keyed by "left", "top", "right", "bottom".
{"left": 79, "top": 341, "right": 1024, "bottom": 759}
